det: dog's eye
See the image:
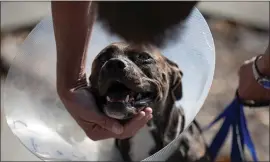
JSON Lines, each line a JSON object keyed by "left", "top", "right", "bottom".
{"left": 99, "top": 56, "right": 108, "bottom": 64}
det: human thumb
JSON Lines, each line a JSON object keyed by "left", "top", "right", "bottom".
{"left": 73, "top": 89, "right": 124, "bottom": 134}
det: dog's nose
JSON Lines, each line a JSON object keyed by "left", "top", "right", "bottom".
{"left": 106, "top": 58, "right": 126, "bottom": 69}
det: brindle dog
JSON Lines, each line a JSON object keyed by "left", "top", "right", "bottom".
{"left": 88, "top": 42, "right": 210, "bottom": 162}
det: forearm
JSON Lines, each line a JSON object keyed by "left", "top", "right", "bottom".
{"left": 52, "top": 1, "right": 96, "bottom": 96}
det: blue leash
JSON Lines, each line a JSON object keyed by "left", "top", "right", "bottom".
{"left": 204, "top": 91, "right": 259, "bottom": 162}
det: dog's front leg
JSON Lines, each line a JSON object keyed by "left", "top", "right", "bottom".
{"left": 148, "top": 105, "right": 185, "bottom": 156}
{"left": 147, "top": 120, "right": 164, "bottom": 155}
{"left": 115, "top": 138, "right": 133, "bottom": 162}
{"left": 163, "top": 106, "right": 185, "bottom": 146}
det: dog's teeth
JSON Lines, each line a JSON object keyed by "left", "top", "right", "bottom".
{"left": 106, "top": 96, "right": 111, "bottom": 102}
{"left": 137, "top": 93, "right": 142, "bottom": 100}
{"left": 125, "top": 95, "right": 129, "bottom": 102}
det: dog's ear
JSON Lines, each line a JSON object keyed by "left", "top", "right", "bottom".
{"left": 165, "top": 57, "right": 183, "bottom": 101}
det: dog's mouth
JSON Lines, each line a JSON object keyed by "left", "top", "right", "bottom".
{"left": 106, "top": 82, "right": 153, "bottom": 107}
{"left": 102, "top": 81, "right": 154, "bottom": 120}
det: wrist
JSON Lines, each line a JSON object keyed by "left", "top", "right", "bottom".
{"left": 57, "top": 73, "right": 88, "bottom": 96}
{"left": 257, "top": 54, "right": 270, "bottom": 77}
{"left": 57, "top": 84, "right": 72, "bottom": 101}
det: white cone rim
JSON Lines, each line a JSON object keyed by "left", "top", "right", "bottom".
{"left": 3, "top": 7, "right": 215, "bottom": 161}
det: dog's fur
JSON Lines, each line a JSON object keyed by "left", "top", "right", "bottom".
{"left": 88, "top": 43, "right": 209, "bottom": 161}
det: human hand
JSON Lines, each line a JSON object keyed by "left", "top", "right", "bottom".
{"left": 58, "top": 88, "right": 152, "bottom": 141}
{"left": 238, "top": 55, "right": 270, "bottom": 102}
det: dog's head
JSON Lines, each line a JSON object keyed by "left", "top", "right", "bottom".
{"left": 89, "top": 42, "right": 183, "bottom": 120}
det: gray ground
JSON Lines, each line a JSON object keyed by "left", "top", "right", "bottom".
{"left": 197, "top": 18, "right": 269, "bottom": 161}
{"left": 1, "top": 17, "right": 269, "bottom": 161}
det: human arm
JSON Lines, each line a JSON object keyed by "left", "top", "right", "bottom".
{"left": 238, "top": 45, "right": 270, "bottom": 102}
{"left": 51, "top": 1, "right": 152, "bottom": 140}
{"left": 52, "top": 1, "right": 93, "bottom": 96}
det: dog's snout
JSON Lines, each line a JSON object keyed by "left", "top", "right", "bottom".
{"left": 106, "top": 58, "right": 126, "bottom": 69}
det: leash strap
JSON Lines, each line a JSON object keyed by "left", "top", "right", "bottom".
{"left": 204, "top": 92, "right": 258, "bottom": 162}
{"left": 239, "top": 103, "right": 258, "bottom": 162}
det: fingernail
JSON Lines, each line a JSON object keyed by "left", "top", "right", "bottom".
{"left": 145, "top": 107, "right": 152, "bottom": 114}
{"left": 112, "top": 123, "right": 123, "bottom": 134}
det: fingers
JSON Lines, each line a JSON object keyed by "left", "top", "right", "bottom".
{"left": 78, "top": 115, "right": 123, "bottom": 134}
{"left": 91, "top": 107, "right": 153, "bottom": 140}
{"left": 80, "top": 108, "right": 153, "bottom": 141}
{"left": 238, "top": 61, "right": 270, "bottom": 101}
{"left": 98, "top": 116, "right": 124, "bottom": 134}
{"left": 81, "top": 110, "right": 123, "bottom": 134}
{"left": 79, "top": 121, "right": 117, "bottom": 141}
{"left": 75, "top": 93, "right": 153, "bottom": 141}
{"left": 73, "top": 89, "right": 124, "bottom": 134}
{"left": 144, "top": 107, "right": 153, "bottom": 115}
{"left": 117, "top": 107, "right": 153, "bottom": 139}
{"left": 127, "top": 107, "right": 152, "bottom": 129}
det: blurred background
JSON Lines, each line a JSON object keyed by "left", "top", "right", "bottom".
{"left": 1, "top": 1, "right": 269, "bottom": 161}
